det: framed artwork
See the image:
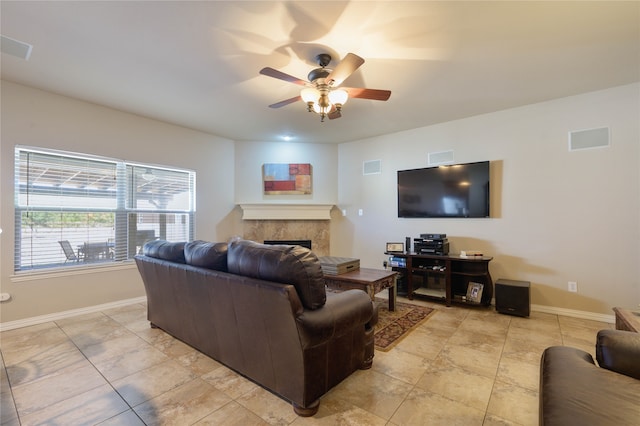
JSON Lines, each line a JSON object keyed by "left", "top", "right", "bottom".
{"left": 466, "top": 281, "right": 484, "bottom": 303}
{"left": 263, "top": 163, "right": 312, "bottom": 195}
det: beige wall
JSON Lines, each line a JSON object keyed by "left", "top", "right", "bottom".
{"left": 0, "top": 81, "right": 236, "bottom": 323}
{"left": 228, "top": 140, "right": 339, "bottom": 240}
{"left": 2, "top": 80, "right": 638, "bottom": 325}
{"left": 233, "top": 140, "right": 338, "bottom": 205}
{"left": 333, "top": 83, "right": 640, "bottom": 316}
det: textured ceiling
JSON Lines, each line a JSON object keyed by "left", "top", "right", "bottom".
{"left": 1, "top": 1, "right": 638, "bottom": 143}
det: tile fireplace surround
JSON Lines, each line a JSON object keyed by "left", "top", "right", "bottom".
{"left": 239, "top": 204, "right": 333, "bottom": 257}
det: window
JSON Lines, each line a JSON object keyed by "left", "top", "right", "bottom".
{"left": 14, "top": 147, "right": 195, "bottom": 271}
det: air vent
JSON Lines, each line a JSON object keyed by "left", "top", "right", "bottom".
{"left": 363, "top": 160, "right": 381, "bottom": 175}
{"left": 428, "top": 150, "right": 454, "bottom": 166}
{"left": 569, "top": 127, "right": 610, "bottom": 151}
{"left": 1, "top": 35, "right": 32, "bottom": 60}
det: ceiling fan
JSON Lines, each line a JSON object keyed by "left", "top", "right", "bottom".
{"left": 259, "top": 52, "right": 391, "bottom": 122}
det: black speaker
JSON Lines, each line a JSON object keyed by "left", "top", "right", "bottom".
{"left": 405, "top": 237, "right": 411, "bottom": 253}
{"left": 495, "top": 279, "right": 530, "bottom": 317}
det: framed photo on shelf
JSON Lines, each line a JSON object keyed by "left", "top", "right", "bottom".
{"left": 386, "top": 242, "right": 404, "bottom": 253}
{"left": 466, "top": 281, "right": 484, "bottom": 303}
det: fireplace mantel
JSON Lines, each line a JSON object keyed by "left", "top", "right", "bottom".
{"left": 239, "top": 204, "right": 334, "bottom": 220}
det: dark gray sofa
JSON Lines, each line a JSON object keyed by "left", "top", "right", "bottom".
{"left": 539, "top": 329, "right": 640, "bottom": 425}
{"left": 135, "top": 238, "right": 377, "bottom": 416}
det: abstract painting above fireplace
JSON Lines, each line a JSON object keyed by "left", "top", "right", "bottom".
{"left": 262, "top": 163, "right": 312, "bottom": 195}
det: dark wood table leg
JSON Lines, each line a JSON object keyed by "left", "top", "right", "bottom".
{"left": 388, "top": 277, "right": 397, "bottom": 311}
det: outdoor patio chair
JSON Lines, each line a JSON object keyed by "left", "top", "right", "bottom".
{"left": 59, "top": 240, "right": 80, "bottom": 262}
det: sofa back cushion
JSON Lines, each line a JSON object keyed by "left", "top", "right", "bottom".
{"left": 184, "top": 240, "right": 228, "bottom": 271}
{"left": 143, "top": 240, "right": 186, "bottom": 263}
{"left": 227, "top": 239, "right": 326, "bottom": 310}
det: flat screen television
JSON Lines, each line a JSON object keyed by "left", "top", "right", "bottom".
{"left": 397, "top": 161, "right": 490, "bottom": 218}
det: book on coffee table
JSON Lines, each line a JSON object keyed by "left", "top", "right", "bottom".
{"left": 318, "top": 256, "right": 360, "bottom": 275}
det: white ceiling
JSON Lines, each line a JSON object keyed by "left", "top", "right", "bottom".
{"left": 1, "top": 1, "right": 638, "bottom": 144}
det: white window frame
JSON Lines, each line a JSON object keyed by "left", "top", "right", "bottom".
{"left": 14, "top": 146, "right": 195, "bottom": 273}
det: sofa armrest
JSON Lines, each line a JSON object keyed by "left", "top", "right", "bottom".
{"left": 596, "top": 329, "right": 640, "bottom": 380}
{"left": 297, "top": 290, "right": 374, "bottom": 348}
{"left": 540, "top": 344, "right": 640, "bottom": 426}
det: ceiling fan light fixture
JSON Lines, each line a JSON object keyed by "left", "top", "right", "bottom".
{"left": 261, "top": 51, "right": 390, "bottom": 123}
{"left": 300, "top": 87, "right": 320, "bottom": 103}
{"left": 312, "top": 96, "right": 333, "bottom": 122}
{"left": 328, "top": 89, "right": 348, "bottom": 107}
{"left": 301, "top": 87, "right": 320, "bottom": 112}
{"left": 312, "top": 102, "right": 329, "bottom": 114}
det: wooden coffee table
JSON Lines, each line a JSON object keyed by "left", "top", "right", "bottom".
{"left": 324, "top": 268, "right": 397, "bottom": 311}
{"left": 613, "top": 307, "right": 640, "bottom": 332}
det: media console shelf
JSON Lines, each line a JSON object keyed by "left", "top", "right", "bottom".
{"left": 385, "top": 252, "right": 493, "bottom": 307}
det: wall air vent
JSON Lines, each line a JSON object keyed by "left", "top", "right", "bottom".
{"left": 569, "top": 127, "right": 610, "bottom": 151}
{"left": 1, "top": 35, "right": 32, "bottom": 60}
{"left": 363, "top": 159, "right": 381, "bottom": 175}
{"left": 428, "top": 150, "right": 454, "bottom": 166}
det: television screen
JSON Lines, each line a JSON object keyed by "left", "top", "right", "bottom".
{"left": 397, "top": 161, "right": 490, "bottom": 218}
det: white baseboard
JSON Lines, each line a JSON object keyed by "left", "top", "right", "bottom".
{"left": 531, "top": 304, "right": 615, "bottom": 324}
{"left": 0, "top": 297, "right": 614, "bottom": 332}
{"left": 0, "top": 296, "right": 147, "bottom": 332}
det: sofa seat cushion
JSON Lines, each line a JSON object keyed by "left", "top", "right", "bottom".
{"left": 227, "top": 239, "right": 326, "bottom": 310}
{"left": 184, "top": 240, "right": 228, "bottom": 271}
{"left": 143, "top": 240, "right": 186, "bottom": 263}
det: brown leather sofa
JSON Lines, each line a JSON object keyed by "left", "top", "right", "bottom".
{"left": 135, "top": 239, "right": 377, "bottom": 416}
{"left": 539, "top": 329, "right": 640, "bottom": 425}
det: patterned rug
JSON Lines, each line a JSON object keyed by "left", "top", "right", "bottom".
{"left": 374, "top": 298, "right": 435, "bottom": 351}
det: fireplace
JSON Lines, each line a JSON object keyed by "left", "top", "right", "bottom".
{"left": 242, "top": 219, "right": 329, "bottom": 256}
{"left": 264, "top": 240, "right": 312, "bottom": 250}
{"left": 239, "top": 204, "right": 333, "bottom": 257}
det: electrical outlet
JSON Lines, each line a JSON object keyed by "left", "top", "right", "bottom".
{"left": 358, "top": 209, "right": 363, "bottom": 216}
{"left": 568, "top": 281, "right": 578, "bottom": 293}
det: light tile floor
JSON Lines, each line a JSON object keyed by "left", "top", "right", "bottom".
{"left": 1, "top": 297, "right": 613, "bottom": 425}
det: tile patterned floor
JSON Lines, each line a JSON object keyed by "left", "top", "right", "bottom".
{"left": 0, "top": 297, "right": 613, "bottom": 425}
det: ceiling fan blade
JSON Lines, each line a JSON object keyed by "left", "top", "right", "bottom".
{"left": 325, "top": 53, "right": 364, "bottom": 87}
{"left": 344, "top": 87, "right": 392, "bottom": 101}
{"left": 268, "top": 96, "right": 301, "bottom": 109}
{"left": 259, "top": 67, "right": 308, "bottom": 86}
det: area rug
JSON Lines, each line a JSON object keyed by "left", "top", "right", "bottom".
{"left": 374, "top": 298, "right": 434, "bottom": 351}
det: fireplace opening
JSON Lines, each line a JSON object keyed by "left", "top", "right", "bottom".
{"left": 264, "top": 240, "right": 312, "bottom": 250}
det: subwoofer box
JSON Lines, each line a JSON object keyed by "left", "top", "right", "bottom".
{"left": 495, "top": 279, "right": 530, "bottom": 317}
